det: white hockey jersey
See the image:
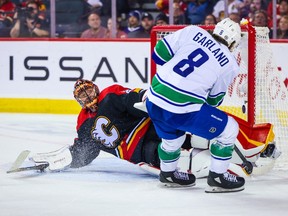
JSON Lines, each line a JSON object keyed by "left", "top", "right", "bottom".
{"left": 147, "top": 25, "right": 240, "bottom": 114}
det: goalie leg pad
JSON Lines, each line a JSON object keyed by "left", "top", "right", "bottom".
{"left": 177, "top": 148, "right": 211, "bottom": 179}
{"left": 190, "top": 135, "right": 210, "bottom": 149}
{"left": 29, "top": 145, "right": 72, "bottom": 171}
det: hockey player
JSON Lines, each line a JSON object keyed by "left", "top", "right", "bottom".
{"left": 146, "top": 18, "right": 245, "bottom": 192}
{"left": 30, "top": 79, "right": 196, "bottom": 173}
{"left": 27, "top": 79, "right": 279, "bottom": 183}
{"left": 39, "top": 79, "right": 161, "bottom": 169}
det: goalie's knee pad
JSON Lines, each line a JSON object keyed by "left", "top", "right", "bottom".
{"left": 216, "top": 116, "right": 239, "bottom": 144}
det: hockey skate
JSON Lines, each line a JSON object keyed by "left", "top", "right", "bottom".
{"left": 159, "top": 170, "right": 196, "bottom": 187}
{"left": 205, "top": 171, "right": 245, "bottom": 193}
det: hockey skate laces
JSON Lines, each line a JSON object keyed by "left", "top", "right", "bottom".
{"left": 223, "top": 172, "right": 237, "bottom": 182}
{"left": 174, "top": 170, "right": 189, "bottom": 180}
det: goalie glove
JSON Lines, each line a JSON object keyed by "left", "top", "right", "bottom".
{"left": 29, "top": 145, "right": 72, "bottom": 171}
{"left": 133, "top": 90, "right": 148, "bottom": 113}
{"left": 260, "top": 142, "right": 281, "bottom": 159}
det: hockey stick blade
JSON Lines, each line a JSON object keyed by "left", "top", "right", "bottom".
{"left": 7, "top": 163, "right": 49, "bottom": 174}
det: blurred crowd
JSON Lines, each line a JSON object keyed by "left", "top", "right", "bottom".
{"left": 0, "top": 0, "right": 288, "bottom": 39}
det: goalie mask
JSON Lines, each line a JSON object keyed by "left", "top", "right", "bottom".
{"left": 213, "top": 18, "right": 241, "bottom": 51}
{"left": 73, "top": 79, "right": 100, "bottom": 112}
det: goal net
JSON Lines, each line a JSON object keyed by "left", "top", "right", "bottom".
{"left": 150, "top": 24, "right": 288, "bottom": 170}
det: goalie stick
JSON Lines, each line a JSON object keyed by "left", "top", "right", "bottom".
{"left": 6, "top": 150, "right": 48, "bottom": 174}
{"left": 7, "top": 163, "right": 49, "bottom": 173}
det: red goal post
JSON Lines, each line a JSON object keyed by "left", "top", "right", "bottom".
{"left": 150, "top": 24, "right": 288, "bottom": 169}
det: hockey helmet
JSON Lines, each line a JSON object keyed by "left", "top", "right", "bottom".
{"left": 213, "top": 18, "right": 241, "bottom": 51}
{"left": 73, "top": 79, "right": 100, "bottom": 112}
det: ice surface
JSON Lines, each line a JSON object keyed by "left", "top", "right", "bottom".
{"left": 1, "top": 113, "right": 288, "bottom": 216}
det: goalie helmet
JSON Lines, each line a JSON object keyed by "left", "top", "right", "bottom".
{"left": 213, "top": 18, "right": 241, "bottom": 51}
{"left": 73, "top": 79, "right": 100, "bottom": 112}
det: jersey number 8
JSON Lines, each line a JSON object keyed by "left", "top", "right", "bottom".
{"left": 173, "top": 48, "right": 209, "bottom": 77}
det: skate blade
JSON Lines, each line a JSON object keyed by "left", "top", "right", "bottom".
{"left": 205, "top": 185, "right": 245, "bottom": 193}
{"left": 160, "top": 182, "right": 196, "bottom": 188}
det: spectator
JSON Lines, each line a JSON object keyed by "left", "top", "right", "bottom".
{"left": 229, "top": 12, "right": 241, "bottom": 23}
{"left": 237, "top": 0, "right": 252, "bottom": 19}
{"left": 173, "top": 0, "right": 186, "bottom": 24}
{"left": 128, "top": 12, "right": 154, "bottom": 38}
{"left": 269, "top": 15, "right": 288, "bottom": 39}
{"left": 105, "top": 17, "right": 127, "bottom": 38}
{"left": 155, "top": 0, "right": 169, "bottom": 15}
{"left": 279, "top": 0, "right": 288, "bottom": 16}
{"left": 250, "top": 0, "right": 266, "bottom": 12}
{"left": 10, "top": 0, "right": 49, "bottom": 37}
{"left": 0, "top": 0, "right": 15, "bottom": 19}
{"left": 0, "top": 0, "right": 16, "bottom": 37}
{"left": 272, "top": 0, "right": 288, "bottom": 27}
{"left": 123, "top": 10, "right": 142, "bottom": 34}
{"left": 202, "top": 13, "right": 216, "bottom": 36}
{"left": 185, "top": 0, "right": 209, "bottom": 25}
{"left": 203, "top": 13, "right": 216, "bottom": 25}
{"left": 249, "top": 0, "right": 266, "bottom": 19}
{"left": 81, "top": 11, "right": 107, "bottom": 38}
{"left": 155, "top": 12, "right": 168, "bottom": 25}
{"left": 251, "top": 9, "right": 269, "bottom": 27}
{"left": 156, "top": 0, "right": 187, "bottom": 24}
{"left": 16, "top": 0, "right": 47, "bottom": 12}
{"left": 213, "top": 0, "right": 242, "bottom": 22}
{"left": 203, "top": 14, "right": 216, "bottom": 35}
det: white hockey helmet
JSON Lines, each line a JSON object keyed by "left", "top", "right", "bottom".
{"left": 213, "top": 18, "right": 241, "bottom": 50}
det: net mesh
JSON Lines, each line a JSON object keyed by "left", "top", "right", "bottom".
{"left": 152, "top": 25, "right": 288, "bottom": 169}
{"left": 253, "top": 27, "right": 288, "bottom": 169}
